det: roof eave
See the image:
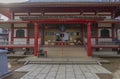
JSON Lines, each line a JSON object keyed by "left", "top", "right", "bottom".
{"left": 0, "top": 2, "right": 120, "bottom": 8}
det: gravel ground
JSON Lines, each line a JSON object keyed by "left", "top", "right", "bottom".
{"left": 98, "top": 58, "right": 120, "bottom": 79}
{"left": 3, "top": 58, "right": 120, "bottom": 79}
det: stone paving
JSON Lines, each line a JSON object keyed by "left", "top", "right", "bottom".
{"left": 15, "top": 64, "right": 111, "bottom": 79}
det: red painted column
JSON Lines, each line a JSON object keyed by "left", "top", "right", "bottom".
{"left": 10, "top": 12, "right": 14, "bottom": 44}
{"left": 11, "top": 24, "right": 14, "bottom": 44}
{"left": 87, "top": 22, "right": 92, "bottom": 56}
{"left": 34, "top": 23, "right": 38, "bottom": 56}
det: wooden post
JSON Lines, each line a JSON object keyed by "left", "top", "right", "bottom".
{"left": 10, "top": 12, "right": 14, "bottom": 20}
{"left": 87, "top": 22, "right": 92, "bottom": 56}
{"left": 112, "top": 23, "right": 115, "bottom": 41}
{"left": 41, "top": 27, "right": 44, "bottom": 45}
{"left": 26, "top": 24, "right": 30, "bottom": 44}
{"left": 111, "top": 11, "right": 115, "bottom": 19}
{"left": 96, "top": 23, "right": 98, "bottom": 45}
{"left": 11, "top": 24, "right": 14, "bottom": 44}
{"left": 10, "top": 12, "right": 14, "bottom": 44}
{"left": 81, "top": 25, "right": 83, "bottom": 45}
{"left": 111, "top": 11, "right": 115, "bottom": 41}
{"left": 34, "top": 23, "right": 38, "bottom": 56}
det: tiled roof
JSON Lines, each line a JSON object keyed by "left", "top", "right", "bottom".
{"left": 28, "top": 0, "right": 120, "bottom": 2}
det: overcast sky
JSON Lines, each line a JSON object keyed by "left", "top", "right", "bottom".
{"left": 0, "top": 0, "right": 28, "bottom": 3}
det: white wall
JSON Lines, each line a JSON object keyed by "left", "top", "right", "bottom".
{"left": 14, "top": 23, "right": 27, "bottom": 27}
{"left": 29, "top": 38, "right": 41, "bottom": 45}
{"left": 98, "top": 23, "right": 112, "bottom": 27}
{"left": 84, "top": 38, "right": 96, "bottom": 45}
{"left": 98, "top": 38, "right": 112, "bottom": 43}
{"left": 84, "top": 38, "right": 112, "bottom": 45}
{"left": 8, "top": 30, "right": 11, "bottom": 43}
{"left": 30, "top": 38, "right": 34, "bottom": 45}
{"left": 0, "top": 24, "right": 11, "bottom": 29}
{"left": 14, "top": 38, "right": 27, "bottom": 44}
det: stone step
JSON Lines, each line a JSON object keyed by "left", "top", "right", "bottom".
{"left": 19, "top": 57, "right": 110, "bottom": 65}
{"left": 28, "top": 61, "right": 99, "bottom": 65}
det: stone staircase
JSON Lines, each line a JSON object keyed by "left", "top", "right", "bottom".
{"left": 19, "top": 57, "right": 109, "bottom": 65}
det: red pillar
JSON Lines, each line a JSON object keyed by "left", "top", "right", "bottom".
{"left": 10, "top": 12, "right": 14, "bottom": 44}
{"left": 87, "top": 22, "right": 92, "bottom": 56}
{"left": 34, "top": 23, "right": 38, "bottom": 56}
{"left": 11, "top": 24, "right": 14, "bottom": 44}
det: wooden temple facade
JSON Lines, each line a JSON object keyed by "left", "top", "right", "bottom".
{"left": 0, "top": 2, "right": 120, "bottom": 56}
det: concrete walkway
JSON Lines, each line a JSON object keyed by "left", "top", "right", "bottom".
{"left": 15, "top": 64, "right": 111, "bottom": 79}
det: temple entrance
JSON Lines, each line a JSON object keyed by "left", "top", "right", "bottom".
{"left": 41, "top": 24, "right": 87, "bottom": 58}
{"left": 21, "top": 16, "right": 99, "bottom": 57}
{"left": 44, "top": 24, "right": 83, "bottom": 46}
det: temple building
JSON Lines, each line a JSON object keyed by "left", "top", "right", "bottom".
{"left": 0, "top": 0, "right": 120, "bottom": 57}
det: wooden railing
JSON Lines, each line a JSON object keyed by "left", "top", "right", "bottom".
{"left": 0, "top": 41, "right": 34, "bottom": 45}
